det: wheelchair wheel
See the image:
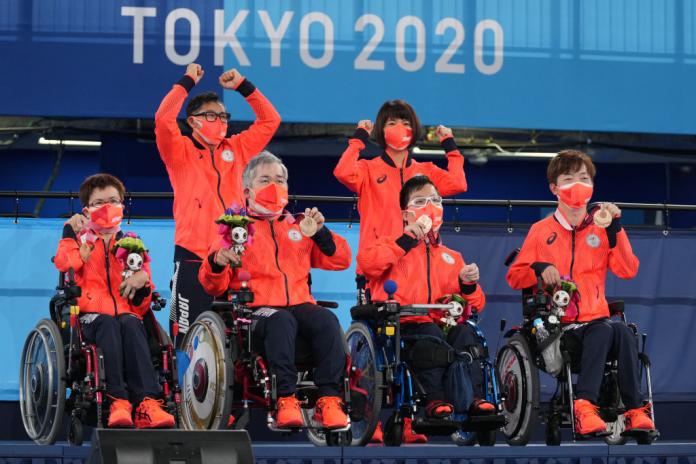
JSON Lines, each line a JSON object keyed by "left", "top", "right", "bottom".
{"left": 477, "top": 429, "right": 497, "bottom": 446}
{"left": 68, "top": 416, "right": 83, "bottom": 447}
{"left": 157, "top": 323, "right": 182, "bottom": 426}
{"left": 345, "top": 322, "right": 383, "bottom": 446}
{"left": 19, "top": 319, "right": 66, "bottom": 445}
{"left": 383, "top": 413, "right": 403, "bottom": 447}
{"left": 180, "top": 311, "right": 233, "bottom": 430}
{"left": 496, "top": 332, "right": 539, "bottom": 446}
{"left": 604, "top": 414, "right": 628, "bottom": 445}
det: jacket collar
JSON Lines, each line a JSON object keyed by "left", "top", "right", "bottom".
{"left": 553, "top": 207, "right": 597, "bottom": 232}
{"left": 380, "top": 151, "right": 413, "bottom": 168}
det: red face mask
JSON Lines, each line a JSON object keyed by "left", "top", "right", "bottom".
{"left": 193, "top": 118, "right": 227, "bottom": 146}
{"left": 89, "top": 204, "right": 123, "bottom": 231}
{"left": 557, "top": 181, "right": 593, "bottom": 209}
{"left": 384, "top": 124, "right": 413, "bottom": 151}
{"left": 252, "top": 183, "right": 288, "bottom": 215}
{"left": 408, "top": 202, "right": 444, "bottom": 233}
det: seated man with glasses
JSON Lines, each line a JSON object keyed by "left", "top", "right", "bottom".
{"left": 358, "top": 175, "right": 495, "bottom": 443}
{"left": 155, "top": 63, "right": 281, "bottom": 347}
{"left": 55, "top": 173, "right": 175, "bottom": 429}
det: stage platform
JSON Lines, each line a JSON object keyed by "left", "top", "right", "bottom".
{"left": 1, "top": 441, "right": 695, "bottom": 464}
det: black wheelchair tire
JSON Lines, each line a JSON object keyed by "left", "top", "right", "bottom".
{"left": 383, "top": 413, "right": 403, "bottom": 447}
{"left": 19, "top": 318, "right": 66, "bottom": 445}
{"left": 345, "top": 322, "right": 383, "bottom": 446}
{"left": 68, "top": 416, "right": 83, "bottom": 447}
{"left": 496, "top": 332, "right": 540, "bottom": 446}
{"left": 476, "top": 429, "right": 496, "bottom": 446}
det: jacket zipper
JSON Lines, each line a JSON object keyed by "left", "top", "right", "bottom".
{"left": 569, "top": 228, "right": 579, "bottom": 322}
{"left": 426, "top": 242, "right": 432, "bottom": 304}
{"left": 269, "top": 222, "right": 291, "bottom": 306}
{"left": 102, "top": 240, "right": 118, "bottom": 316}
{"left": 399, "top": 167, "right": 404, "bottom": 186}
{"left": 209, "top": 148, "right": 226, "bottom": 209}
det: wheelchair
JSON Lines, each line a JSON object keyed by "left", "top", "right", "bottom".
{"left": 19, "top": 269, "right": 180, "bottom": 446}
{"left": 178, "top": 273, "right": 354, "bottom": 446}
{"left": 495, "top": 250, "right": 658, "bottom": 446}
{"left": 346, "top": 280, "right": 506, "bottom": 446}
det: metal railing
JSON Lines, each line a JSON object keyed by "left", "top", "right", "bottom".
{"left": 2, "top": 191, "right": 696, "bottom": 234}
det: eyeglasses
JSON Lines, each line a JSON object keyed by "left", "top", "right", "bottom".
{"left": 408, "top": 195, "right": 443, "bottom": 208}
{"left": 89, "top": 198, "right": 122, "bottom": 208}
{"left": 192, "top": 111, "right": 231, "bottom": 122}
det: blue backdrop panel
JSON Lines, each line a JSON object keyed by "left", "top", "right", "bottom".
{"left": 1, "top": 218, "right": 694, "bottom": 401}
{"left": 3, "top": 0, "right": 696, "bottom": 133}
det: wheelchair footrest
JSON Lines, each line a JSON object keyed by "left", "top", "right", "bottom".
{"left": 411, "top": 418, "right": 460, "bottom": 436}
{"left": 621, "top": 429, "right": 659, "bottom": 439}
{"left": 576, "top": 430, "right": 612, "bottom": 439}
{"left": 458, "top": 414, "right": 506, "bottom": 432}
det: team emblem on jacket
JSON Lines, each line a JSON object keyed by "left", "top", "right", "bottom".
{"left": 586, "top": 233, "right": 600, "bottom": 248}
{"left": 441, "top": 252, "right": 455, "bottom": 265}
{"left": 221, "top": 150, "right": 234, "bottom": 162}
{"left": 288, "top": 229, "right": 302, "bottom": 242}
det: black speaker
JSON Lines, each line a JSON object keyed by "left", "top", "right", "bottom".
{"left": 88, "top": 429, "right": 254, "bottom": 464}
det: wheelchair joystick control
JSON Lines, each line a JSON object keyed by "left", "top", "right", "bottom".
{"left": 235, "top": 269, "right": 254, "bottom": 304}
{"left": 238, "top": 270, "right": 251, "bottom": 289}
{"left": 384, "top": 280, "right": 397, "bottom": 300}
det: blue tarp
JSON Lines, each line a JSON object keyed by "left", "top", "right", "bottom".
{"left": 1, "top": 218, "right": 694, "bottom": 401}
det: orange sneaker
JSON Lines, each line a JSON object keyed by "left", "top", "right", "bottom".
{"left": 370, "top": 421, "right": 384, "bottom": 443}
{"left": 107, "top": 398, "right": 133, "bottom": 428}
{"left": 313, "top": 396, "right": 349, "bottom": 429}
{"left": 135, "top": 397, "right": 175, "bottom": 429}
{"left": 402, "top": 417, "right": 428, "bottom": 444}
{"left": 470, "top": 398, "right": 496, "bottom": 415}
{"left": 624, "top": 404, "right": 655, "bottom": 431}
{"left": 276, "top": 395, "right": 304, "bottom": 428}
{"left": 425, "top": 400, "right": 454, "bottom": 419}
{"left": 573, "top": 399, "right": 607, "bottom": 435}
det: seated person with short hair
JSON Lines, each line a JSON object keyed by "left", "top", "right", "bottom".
{"left": 198, "top": 151, "right": 352, "bottom": 430}
{"left": 358, "top": 175, "right": 495, "bottom": 444}
{"left": 54, "top": 173, "right": 175, "bottom": 429}
{"left": 507, "top": 150, "right": 655, "bottom": 436}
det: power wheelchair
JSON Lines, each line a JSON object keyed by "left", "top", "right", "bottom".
{"left": 19, "top": 270, "right": 180, "bottom": 446}
{"left": 346, "top": 280, "right": 506, "bottom": 446}
{"left": 495, "top": 249, "right": 658, "bottom": 446}
{"left": 178, "top": 272, "right": 354, "bottom": 446}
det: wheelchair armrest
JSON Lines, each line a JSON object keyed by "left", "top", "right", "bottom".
{"left": 316, "top": 300, "right": 339, "bottom": 309}
{"left": 350, "top": 304, "right": 378, "bottom": 320}
{"left": 608, "top": 301, "right": 625, "bottom": 317}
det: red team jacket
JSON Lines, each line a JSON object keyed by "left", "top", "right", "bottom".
{"left": 507, "top": 209, "right": 639, "bottom": 323}
{"left": 199, "top": 216, "right": 351, "bottom": 308}
{"left": 333, "top": 129, "right": 468, "bottom": 274}
{"left": 155, "top": 75, "right": 281, "bottom": 260}
{"left": 54, "top": 227, "right": 153, "bottom": 318}
{"left": 358, "top": 233, "right": 485, "bottom": 325}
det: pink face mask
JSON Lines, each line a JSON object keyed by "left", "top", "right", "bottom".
{"left": 557, "top": 181, "right": 593, "bottom": 209}
{"left": 384, "top": 124, "right": 413, "bottom": 151}
{"left": 193, "top": 118, "right": 227, "bottom": 146}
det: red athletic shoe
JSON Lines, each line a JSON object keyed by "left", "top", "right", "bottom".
{"left": 425, "top": 400, "right": 454, "bottom": 419}
{"left": 370, "top": 421, "right": 384, "bottom": 443}
{"left": 402, "top": 417, "right": 427, "bottom": 444}
{"left": 134, "top": 397, "right": 175, "bottom": 429}
{"left": 313, "top": 396, "right": 349, "bottom": 429}
{"left": 470, "top": 398, "right": 496, "bottom": 415}
{"left": 276, "top": 395, "right": 304, "bottom": 428}
{"left": 107, "top": 398, "right": 133, "bottom": 428}
{"left": 573, "top": 399, "right": 607, "bottom": 435}
{"left": 624, "top": 404, "right": 655, "bottom": 432}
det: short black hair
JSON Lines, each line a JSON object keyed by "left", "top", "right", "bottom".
{"left": 374, "top": 100, "right": 422, "bottom": 149}
{"left": 185, "top": 91, "right": 222, "bottom": 117}
{"left": 399, "top": 175, "right": 436, "bottom": 209}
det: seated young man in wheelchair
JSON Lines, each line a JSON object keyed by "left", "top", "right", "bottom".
{"left": 53, "top": 173, "right": 175, "bottom": 429}
{"left": 197, "top": 151, "right": 352, "bottom": 431}
{"left": 357, "top": 175, "right": 499, "bottom": 444}
{"left": 506, "top": 150, "right": 656, "bottom": 438}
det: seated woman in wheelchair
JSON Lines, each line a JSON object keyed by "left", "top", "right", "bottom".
{"left": 506, "top": 150, "right": 655, "bottom": 437}
{"left": 198, "top": 151, "right": 352, "bottom": 431}
{"left": 358, "top": 175, "right": 496, "bottom": 443}
{"left": 54, "top": 173, "right": 175, "bottom": 429}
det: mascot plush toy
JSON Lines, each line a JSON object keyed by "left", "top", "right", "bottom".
{"left": 215, "top": 205, "right": 255, "bottom": 266}
{"left": 113, "top": 232, "right": 150, "bottom": 280}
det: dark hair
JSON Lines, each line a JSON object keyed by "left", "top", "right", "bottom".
{"left": 185, "top": 91, "right": 222, "bottom": 117}
{"left": 547, "top": 150, "right": 596, "bottom": 184}
{"left": 399, "top": 175, "right": 436, "bottom": 209}
{"left": 373, "top": 100, "right": 422, "bottom": 149}
{"left": 79, "top": 173, "right": 126, "bottom": 207}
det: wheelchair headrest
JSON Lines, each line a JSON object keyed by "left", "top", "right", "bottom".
{"left": 608, "top": 301, "right": 625, "bottom": 316}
